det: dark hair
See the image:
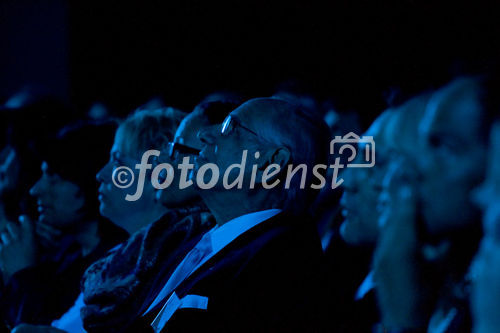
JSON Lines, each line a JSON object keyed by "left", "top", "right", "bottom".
{"left": 0, "top": 97, "right": 74, "bottom": 219}
{"left": 42, "top": 120, "right": 118, "bottom": 220}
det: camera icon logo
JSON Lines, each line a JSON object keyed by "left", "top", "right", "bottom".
{"left": 330, "top": 132, "right": 375, "bottom": 168}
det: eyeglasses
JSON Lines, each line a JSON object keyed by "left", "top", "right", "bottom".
{"left": 166, "top": 142, "right": 201, "bottom": 159}
{"left": 221, "top": 115, "right": 259, "bottom": 137}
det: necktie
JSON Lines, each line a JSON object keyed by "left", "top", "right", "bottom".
{"left": 145, "top": 231, "right": 213, "bottom": 314}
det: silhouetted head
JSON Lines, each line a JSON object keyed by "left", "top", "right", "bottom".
{"left": 416, "top": 76, "right": 497, "bottom": 236}
{"left": 156, "top": 100, "right": 241, "bottom": 207}
{"left": 30, "top": 121, "right": 115, "bottom": 228}
{"left": 340, "top": 93, "right": 429, "bottom": 246}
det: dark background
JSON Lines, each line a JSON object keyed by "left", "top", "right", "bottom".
{"left": 1, "top": 0, "right": 499, "bottom": 119}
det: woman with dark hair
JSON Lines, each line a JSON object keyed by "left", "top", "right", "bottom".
{"left": 0, "top": 120, "right": 127, "bottom": 329}
{"left": 0, "top": 95, "right": 73, "bottom": 234}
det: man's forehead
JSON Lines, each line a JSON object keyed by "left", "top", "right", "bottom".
{"left": 175, "top": 113, "right": 208, "bottom": 147}
{"left": 230, "top": 102, "right": 258, "bottom": 118}
{"left": 230, "top": 99, "right": 284, "bottom": 124}
{"left": 361, "top": 111, "right": 395, "bottom": 151}
{"left": 174, "top": 117, "right": 191, "bottom": 139}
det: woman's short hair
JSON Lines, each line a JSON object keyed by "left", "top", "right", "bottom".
{"left": 117, "top": 107, "right": 186, "bottom": 156}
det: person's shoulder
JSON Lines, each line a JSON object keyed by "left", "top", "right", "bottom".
{"left": 147, "top": 207, "right": 214, "bottom": 238}
{"left": 242, "top": 211, "right": 320, "bottom": 249}
{"left": 223, "top": 211, "right": 323, "bottom": 269}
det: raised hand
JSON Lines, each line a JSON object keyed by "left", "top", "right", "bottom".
{"left": 0, "top": 215, "right": 37, "bottom": 282}
{"left": 373, "top": 156, "right": 430, "bottom": 330}
{"left": 35, "top": 220, "right": 64, "bottom": 249}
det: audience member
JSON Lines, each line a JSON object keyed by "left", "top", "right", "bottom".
{"left": 374, "top": 76, "right": 498, "bottom": 332}
{"left": 138, "top": 97, "right": 330, "bottom": 332}
{"left": 0, "top": 121, "right": 127, "bottom": 328}
{"left": 470, "top": 121, "right": 500, "bottom": 333}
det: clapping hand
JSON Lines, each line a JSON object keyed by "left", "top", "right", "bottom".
{"left": 373, "top": 156, "right": 430, "bottom": 330}
{"left": 0, "top": 215, "right": 37, "bottom": 282}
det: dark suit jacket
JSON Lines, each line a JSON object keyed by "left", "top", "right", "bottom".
{"left": 134, "top": 212, "right": 329, "bottom": 333}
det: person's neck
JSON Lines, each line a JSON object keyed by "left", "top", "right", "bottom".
{"left": 123, "top": 204, "right": 168, "bottom": 235}
{"left": 75, "top": 220, "right": 101, "bottom": 257}
{"left": 201, "top": 189, "right": 281, "bottom": 226}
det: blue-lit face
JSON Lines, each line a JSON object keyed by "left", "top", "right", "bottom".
{"left": 340, "top": 112, "right": 394, "bottom": 246}
{"left": 474, "top": 122, "right": 500, "bottom": 239}
{"left": 96, "top": 127, "right": 161, "bottom": 233}
{"left": 155, "top": 113, "right": 206, "bottom": 206}
{"left": 30, "top": 162, "right": 85, "bottom": 227}
{"left": 194, "top": 103, "right": 262, "bottom": 190}
{"left": 417, "top": 78, "right": 487, "bottom": 235}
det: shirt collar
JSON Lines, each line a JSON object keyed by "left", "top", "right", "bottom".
{"left": 355, "top": 271, "right": 375, "bottom": 301}
{"left": 209, "top": 209, "right": 282, "bottom": 254}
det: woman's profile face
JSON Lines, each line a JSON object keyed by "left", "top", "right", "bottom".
{"left": 417, "top": 79, "right": 487, "bottom": 236}
{"left": 30, "top": 161, "right": 85, "bottom": 227}
{"left": 96, "top": 126, "right": 160, "bottom": 232}
{"left": 340, "top": 111, "right": 394, "bottom": 246}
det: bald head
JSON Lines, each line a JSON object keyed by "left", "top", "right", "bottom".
{"left": 232, "top": 97, "right": 330, "bottom": 167}
{"left": 174, "top": 112, "right": 210, "bottom": 150}
{"left": 194, "top": 97, "right": 330, "bottom": 219}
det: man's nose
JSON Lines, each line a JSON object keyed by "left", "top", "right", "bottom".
{"left": 29, "top": 178, "right": 43, "bottom": 197}
{"left": 96, "top": 162, "right": 111, "bottom": 183}
{"left": 342, "top": 167, "right": 358, "bottom": 192}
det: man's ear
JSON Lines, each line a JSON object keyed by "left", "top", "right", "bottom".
{"left": 253, "top": 147, "right": 291, "bottom": 185}
{"left": 269, "top": 147, "right": 291, "bottom": 169}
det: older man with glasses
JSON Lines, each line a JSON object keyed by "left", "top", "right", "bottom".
{"left": 140, "top": 97, "right": 331, "bottom": 333}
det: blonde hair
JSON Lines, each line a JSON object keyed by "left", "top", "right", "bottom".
{"left": 117, "top": 107, "right": 186, "bottom": 157}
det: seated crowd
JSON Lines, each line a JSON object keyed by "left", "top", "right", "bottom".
{"left": 0, "top": 73, "right": 499, "bottom": 333}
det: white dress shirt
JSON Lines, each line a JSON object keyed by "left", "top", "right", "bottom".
{"left": 51, "top": 293, "right": 86, "bottom": 333}
{"left": 355, "top": 271, "right": 375, "bottom": 301}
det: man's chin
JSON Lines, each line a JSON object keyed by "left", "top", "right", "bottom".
{"left": 99, "top": 206, "right": 118, "bottom": 224}
{"left": 340, "top": 220, "right": 362, "bottom": 245}
{"left": 99, "top": 205, "right": 109, "bottom": 219}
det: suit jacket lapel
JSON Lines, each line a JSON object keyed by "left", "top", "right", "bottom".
{"left": 173, "top": 212, "right": 290, "bottom": 298}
